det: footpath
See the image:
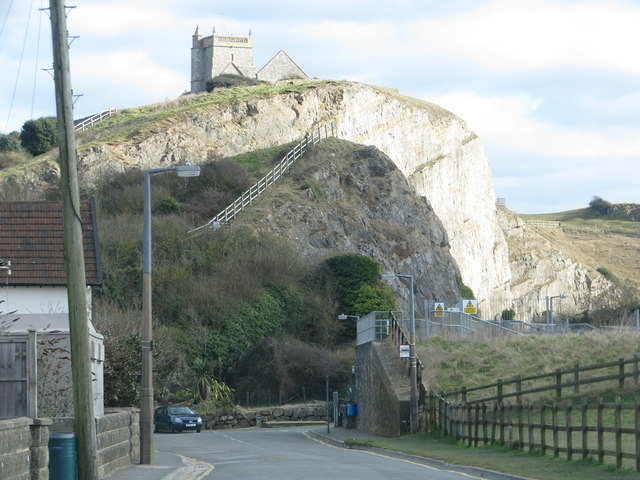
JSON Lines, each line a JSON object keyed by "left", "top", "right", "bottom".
{"left": 107, "top": 425, "right": 532, "bottom": 480}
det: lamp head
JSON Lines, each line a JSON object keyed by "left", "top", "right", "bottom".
{"left": 175, "top": 165, "right": 201, "bottom": 177}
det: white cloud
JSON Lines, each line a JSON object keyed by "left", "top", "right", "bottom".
{"left": 72, "top": 52, "right": 186, "bottom": 97}
{"left": 411, "top": 0, "right": 640, "bottom": 73}
{"left": 427, "top": 91, "right": 640, "bottom": 160}
{"left": 71, "top": 2, "right": 180, "bottom": 35}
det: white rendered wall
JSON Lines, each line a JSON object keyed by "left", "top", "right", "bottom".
{"left": 1, "top": 286, "right": 93, "bottom": 319}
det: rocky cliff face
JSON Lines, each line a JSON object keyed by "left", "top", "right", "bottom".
{"left": 1, "top": 80, "right": 614, "bottom": 313}
{"left": 73, "top": 81, "right": 511, "bottom": 300}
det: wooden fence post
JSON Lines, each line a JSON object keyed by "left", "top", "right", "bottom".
{"left": 634, "top": 355, "right": 639, "bottom": 385}
{"left": 552, "top": 403, "right": 559, "bottom": 458}
{"left": 491, "top": 402, "right": 497, "bottom": 445}
{"left": 497, "top": 379, "right": 503, "bottom": 403}
{"left": 566, "top": 405, "right": 573, "bottom": 461}
{"left": 541, "top": 404, "right": 547, "bottom": 456}
{"left": 499, "top": 403, "right": 505, "bottom": 446}
{"left": 555, "top": 369, "right": 562, "bottom": 400}
{"left": 598, "top": 398, "right": 604, "bottom": 464}
{"left": 635, "top": 397, "right": 640, "bottom": 473}
{"left": 574, "top": 363, "right": 580, "bottom": 394}
{"left": 581, "top": 399, "right": 589, "bottom": 461}
{"left": 482, "top": 403, "right": 488, "bottom": 445}
{"left": 517, "top": 401, "right": 524, "bottom": 450}
{"left": 615, "top": 396, "right": 622, "bottom": 469}
{"left": 527, "top": 402, "right": 534, "bottom": 453}
{"left": 619, "top": 358, "right": 625, "bottom": 390}
{"left": 515, "top": 375, "right": 522, "bottom": 402}
{"left": 474, "top": 403, "right": 480, "bottom": 447}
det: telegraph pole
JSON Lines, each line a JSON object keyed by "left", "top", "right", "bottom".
{"left": 49, "top": 1, "right": 98, "bottom": 478}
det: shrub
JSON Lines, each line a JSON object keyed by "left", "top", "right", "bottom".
{"left": 20, "top": 117, "right": 58, "bottom": 156}
{"left": 205, "top": 74, "right": 264, "bottom": 92}
{"left": 456, "top": 276, "right": 475, "bottom": 299}
{"left": 589, "top": 196, "right": 612, "bottom": 215}
{"left": 157, "top": 195, "right": 183, "bottom": 214}
{"left": 596, "top": 267, "right": 615, "bottom": 281}
{"left": 501, "top": 309, "right": 516, "bottom": 321}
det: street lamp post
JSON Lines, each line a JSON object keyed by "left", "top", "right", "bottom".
{"left": 140, "top": 165, "right": 200, "bottom": 465}
{"left": 382, "top": 273, "right": 418, "bottom": 433}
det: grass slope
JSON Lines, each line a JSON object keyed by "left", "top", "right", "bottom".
{"left": 520, "top": 209, "right": 640, "bottom": 296}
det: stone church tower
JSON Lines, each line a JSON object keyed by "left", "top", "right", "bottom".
{"left": 190, "top": 26, "right": 308, "bottom": 93}
{"left": 191, "top": 27, "right": 256, "bottom": 93}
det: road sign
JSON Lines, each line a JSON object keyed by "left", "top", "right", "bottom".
{"left": 399, "top": 345, "right": 410, "bottom": 358}
{"left": 434, "top": 302, "right": 444, "bottom": 317}
{"left": 462, "top": 299, "right": 477, "bottom": 314}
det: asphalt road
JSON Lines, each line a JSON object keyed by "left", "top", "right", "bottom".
{"left": 152, "top": 427, "right": 493, "bottom": 480}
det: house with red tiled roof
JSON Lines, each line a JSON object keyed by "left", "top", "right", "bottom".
{"left": 0, "top": 199, "right": 105, "bottom": 418}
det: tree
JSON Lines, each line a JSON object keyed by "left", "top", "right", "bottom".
{"left": 0, "top": 131, "right": 24, "bottom": 153}
{"left": 20, "top": 117, "right": 58, "bottom": 156}
{"left": 589, "top": 196, "right": 611, "bottom": 216}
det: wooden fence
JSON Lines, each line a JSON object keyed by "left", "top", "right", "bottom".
{"left": 429, "top": 395, "right": 640, "bottom": 471}
{"left": 443, "top": 356, "right": 640, "bottom": 404}
{"left": 426, "top": 355, "right": 640, "bottom": 471}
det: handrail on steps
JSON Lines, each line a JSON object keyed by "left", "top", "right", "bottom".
{"left": 189, "top": 121, "right": 336, "bottom": 235}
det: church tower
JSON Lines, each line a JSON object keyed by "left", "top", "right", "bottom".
{"left": 190, "top": 27, "right": 256, "bottom": 93}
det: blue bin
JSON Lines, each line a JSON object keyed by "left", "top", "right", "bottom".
{"left": 347, "top": 403, "right": 357, "bottom": 417}
{"left": 49, "top": 432, "right": 77, "bottom": 480}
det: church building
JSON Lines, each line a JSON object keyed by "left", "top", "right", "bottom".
{"left": 190, "top": 27, "right": 308, "bottom": 93}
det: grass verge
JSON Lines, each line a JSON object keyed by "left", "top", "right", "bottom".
{"left": 368, "top": 432, "right": 638, "bottom": 480}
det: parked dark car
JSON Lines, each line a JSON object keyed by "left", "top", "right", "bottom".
{"left": 154, "top": 405, "right": 203, "bottom": 433}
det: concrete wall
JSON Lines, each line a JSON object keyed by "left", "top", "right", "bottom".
{"left": 0, "top": 410, "right": 138, "bottom": 480}
{"left": 355, "top": 341, "right": 410, "bottom": 436}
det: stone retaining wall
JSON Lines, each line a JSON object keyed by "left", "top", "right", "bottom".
{"left": 203, "top": 404, "right": 327, "bottom": 429}
{"left": 0, "top": 410, "right": 138, "bottom": 480}
{"left": 0, "top": 417, "right": 51, "bottom": 480}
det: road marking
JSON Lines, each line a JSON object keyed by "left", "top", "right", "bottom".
{"left": 304, "top": 432, "right": 485, "bottom": 480}
{"left": 162, "top": 454, "right": 213, "bottom": 480}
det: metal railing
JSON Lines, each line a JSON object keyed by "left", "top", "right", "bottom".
{"left": 189, "top": 122, "right": 336, "bottom": 235}
{"left": 74, "top": 108, "right": 118, "bottom": 131}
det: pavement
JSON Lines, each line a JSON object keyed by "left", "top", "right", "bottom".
{"left": 106, "top": 425, "right": 531, "bottom": 480}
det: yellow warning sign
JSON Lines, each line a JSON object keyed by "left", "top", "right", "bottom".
{"left": 434, "top": 302, "right": 444, "bottom": 317}
{"left": 462, "top": 299, "right": 477, "bottom": 314}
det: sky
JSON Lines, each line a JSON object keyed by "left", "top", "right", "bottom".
{"left": 1, "top": 0, "right": 638, "bottom": 214}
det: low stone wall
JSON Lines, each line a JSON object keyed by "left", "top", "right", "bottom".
{"left": 202, "top": 404, "right": 327, "bottom": 429}
{"left": 0, "top": 417, "right": 52, "bottom": 480}
{"left": 0, "top": 410, "right": 138, "bottom": 480}
{"left": 51, "top": 409, "right": 139, "bottom": 479}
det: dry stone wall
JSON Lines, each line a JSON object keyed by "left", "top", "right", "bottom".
{"left": 202, "top": 404, "right": 327, "bottom": 429}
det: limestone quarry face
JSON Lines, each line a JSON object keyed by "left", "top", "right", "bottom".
{"left": 1, "top": 80, "right": 614, "bottom": 313}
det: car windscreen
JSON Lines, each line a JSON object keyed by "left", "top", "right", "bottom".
{"left": 168, "top": 406, "right": 195, "bottom": 415}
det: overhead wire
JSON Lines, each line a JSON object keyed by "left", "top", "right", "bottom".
{"left": 0, "top": 0, "right": 15, "bottom": 38}
{"left": 30, "top": 0, "right": 45, "bottom": 120}
{"left": 3, "top": 0, "right": 36, "bottom": 134}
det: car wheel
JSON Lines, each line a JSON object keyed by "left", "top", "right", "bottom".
{"left": 196, "top": 428, "right": 201, "bottom": 433}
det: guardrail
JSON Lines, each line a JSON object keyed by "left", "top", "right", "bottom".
{"left": 74, "top": 108, "right": 117, "bottom": 131}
